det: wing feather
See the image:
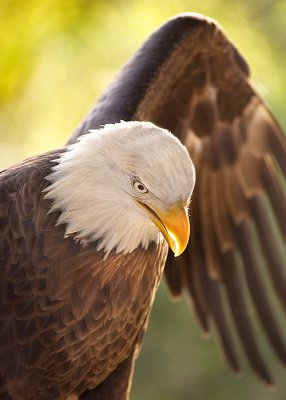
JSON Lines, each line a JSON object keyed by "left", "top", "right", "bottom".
{"left": 220, "top": 249, "right": 273, "bottom": 385}
{"left": 199, "top": 164, "right": 222, "bottom": 279}
{"left": 68, "top": 13, "right": 286, "bottom": 383}
{"left": 261, "top": 155, "right": 286, "bottom": 238}
{"left": 236, "top": 216, "right": 286, "bottom": 365}
{"left": 191, "top": 215, "right": 241, "bottom": 372}
{"left": 207, "top": 281, "right": 241, "bottom": 374}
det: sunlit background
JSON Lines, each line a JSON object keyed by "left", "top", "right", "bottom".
{"left": 1, "top": 0, "right": 286, "bottom": 399}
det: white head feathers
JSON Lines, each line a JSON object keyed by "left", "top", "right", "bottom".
{"left": 44, "top": 121, "right": 195, "bottom": 255}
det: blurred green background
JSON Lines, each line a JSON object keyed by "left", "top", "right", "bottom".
{"left": 1, "top": 0, "right": 286, "bottom": 399}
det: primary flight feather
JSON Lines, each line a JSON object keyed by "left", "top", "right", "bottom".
{"left": 0, "top": 12, "right": 286, "bottom": 400}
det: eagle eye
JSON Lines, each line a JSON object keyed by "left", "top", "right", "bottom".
{"left": 133, "top": 180, "right": 148, "bottom": 194}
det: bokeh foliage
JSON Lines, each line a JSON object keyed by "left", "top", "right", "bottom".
{"left": 1, "top": 0, "right": 286, "bottom": 399}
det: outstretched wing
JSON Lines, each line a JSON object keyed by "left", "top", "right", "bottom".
{"left": 68, "top": 13, "right": 286, "bottom": 385}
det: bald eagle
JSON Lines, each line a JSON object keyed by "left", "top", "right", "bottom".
{"left": 1, "top": 12, "right": 286, "bottom": 400}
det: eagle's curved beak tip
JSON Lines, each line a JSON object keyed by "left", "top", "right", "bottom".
{"left": 135, "top": 199, "right": 190, "bottom": 257}
{"left": 161, "top": 205, "right": 190, "bottom": 257}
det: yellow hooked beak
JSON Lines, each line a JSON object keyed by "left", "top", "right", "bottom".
{"left": 135, "top": 200, "right": 190, "bottom": 257}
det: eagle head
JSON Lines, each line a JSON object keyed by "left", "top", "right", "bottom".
{"left": 44, "top": 121, "right": 196, "bottom": 256}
